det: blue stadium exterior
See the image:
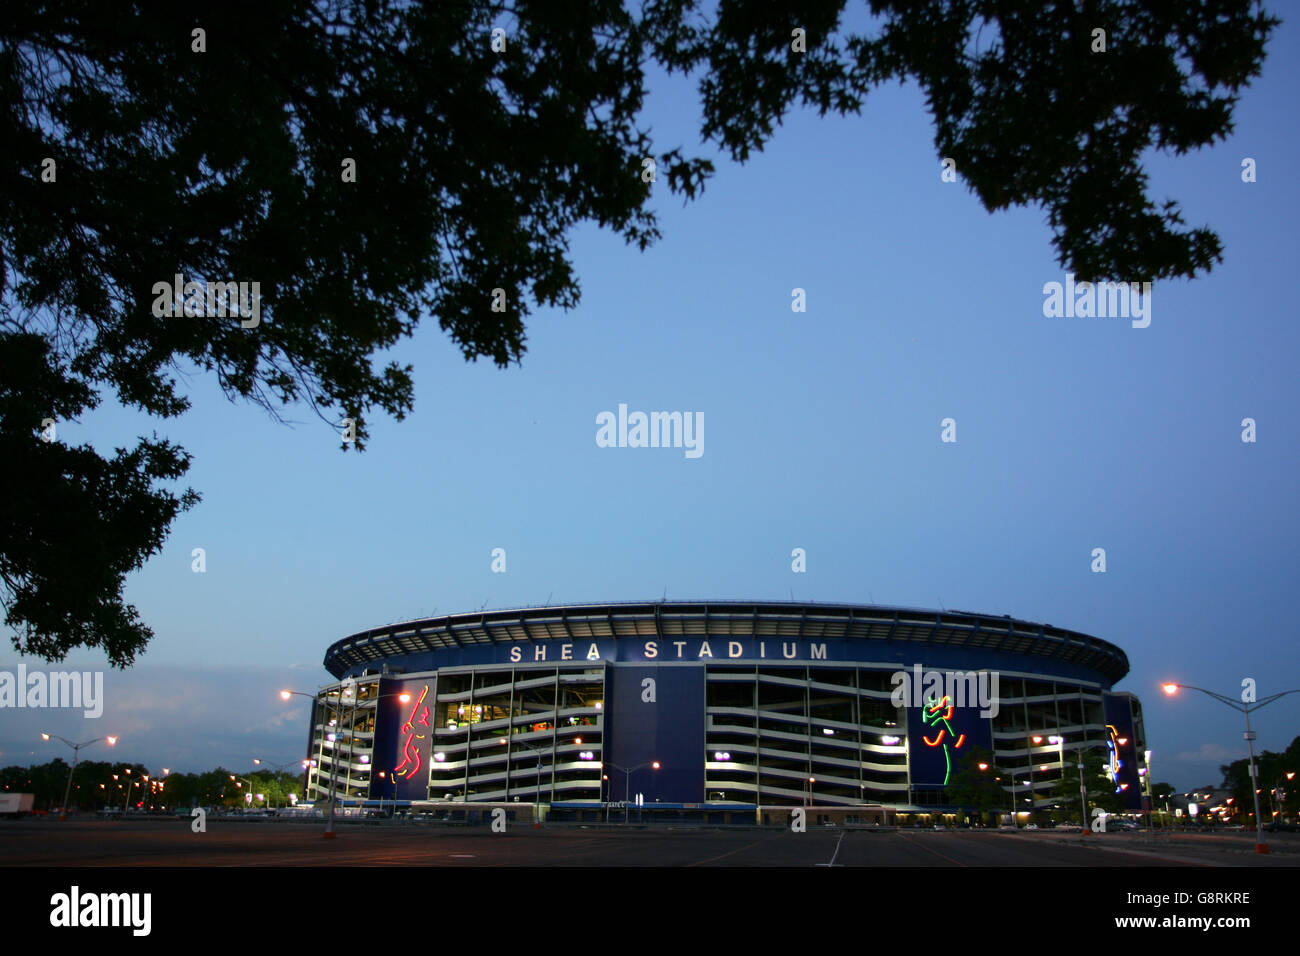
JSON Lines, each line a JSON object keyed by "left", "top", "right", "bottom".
{"left": 305, "top": 601, "right": 1150, "bottom": 824}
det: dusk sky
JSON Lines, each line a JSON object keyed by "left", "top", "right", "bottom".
{"left": 4, "top": 11, "right": 1298, "bottom": 794}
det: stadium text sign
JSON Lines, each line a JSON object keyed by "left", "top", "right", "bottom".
{"left": 507, "top": 639, "right": 828, "bottom": 664}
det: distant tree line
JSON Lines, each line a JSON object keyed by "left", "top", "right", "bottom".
{"left": 1, "top": 759, "right": 305, "bottom": 811}
{"left": 944, "top": 745, "right": 1174, "bottom": 826}
{"left": 1218, "top": 735, "right": 1300, "bottom": 823}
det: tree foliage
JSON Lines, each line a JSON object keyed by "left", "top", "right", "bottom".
{"left": 1053, "top": 750, "right": 1124, "bottom": 817}
{"left": 942, "top": 744, "right": 1003, "bottom": 819}
{"left": 1, "top": 758, "right": 304, "bottom": 810}
{"left": 1219, "top": 734, "right": 1300, "bottom": 822}
{"left": 0, "top": 1, "right": 1278, "bottom": 664}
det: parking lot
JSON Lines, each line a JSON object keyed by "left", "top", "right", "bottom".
{"left": 3, "top": 818, "right": 1298, "bottom": 867}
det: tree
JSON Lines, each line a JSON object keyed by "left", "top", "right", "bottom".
{"left": 1149, "top": 780, "right": 1175, "bottom": 824}
{"left": 1054, "top": 751, "right": 1123, "bottom": 822}
{"left": 1220, "top": 735, "right": 1300, "bottom": 824}
{"left": 943, "top": 745, "right": 1003, "bottom": 823}
{"left": 1, "top": 1, "right": 1279, "bottom": 664}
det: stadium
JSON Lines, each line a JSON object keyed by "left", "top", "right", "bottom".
{"left": 301, "top": 601, "right": 1150, "bottom": 825}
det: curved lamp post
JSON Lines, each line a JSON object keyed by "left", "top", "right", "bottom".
{"left": 41, "top": 733, "right": 117, "bottom": 820}
{"left": 1162, "top": 682, "right": 1300, "bottom": 854}
{"left": 282, "top": 685, "right": 411, "bottom": 838}
{"left": 603, "top": 761, "right": 660, "bottom": 823}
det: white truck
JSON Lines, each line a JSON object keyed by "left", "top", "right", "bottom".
{"left": 0, "top": 793, "right": 35, "bottom": 818}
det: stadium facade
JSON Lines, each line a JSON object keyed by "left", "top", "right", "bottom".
{"left": 303, "top": 601, "right": 1149, "bottom": 824}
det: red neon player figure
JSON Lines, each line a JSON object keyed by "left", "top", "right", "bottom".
{"left": 393, "top": 685, "right": 430, "bottom": 780}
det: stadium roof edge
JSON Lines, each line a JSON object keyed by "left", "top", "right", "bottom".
{"left": 322, "top": 600, "right": 1130, "bottom": 686}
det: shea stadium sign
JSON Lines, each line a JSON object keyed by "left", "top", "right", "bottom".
{"left": 505, "top": 638, "right": 829, "bottom": 664}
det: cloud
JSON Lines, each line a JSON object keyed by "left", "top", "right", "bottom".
{"left": 1169, "top": 742, "right": 1238, "bottom": 763}
{"left": 0, "top": 660, "right": 330, "bottom": 774}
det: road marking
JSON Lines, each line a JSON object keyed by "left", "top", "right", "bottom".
{"left": 688, "top": 839, "right": 764, "bottom": 866}
{"left": 449, "top": 853, "right": 476, "bottom": 858}
{"left": 814, "top": 830, "right": 846, "bottom": 867}
{"left": 898, "top": 832, "right": 967, "bottom": 866}
{"left": 1072, "top": 842, "right": 1214, "bottom": 867}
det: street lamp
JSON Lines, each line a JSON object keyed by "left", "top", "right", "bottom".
{"left": 121, "top": 768, "right": 138, "bottom": 813}
{"left": 973, "top": 762, "right": 993, "bottom": 826}
{"left": 282, "top": 685, "right": 408, "bottom": 833}
{"left": 979, "top": 764, "right": 1012, "bottom": 827}
{"left": 40, "top": 733, "right": 117, "bottom": 820}
{"left": 281, "top": 687, "right": 349, "bottom": 838}
{"left": 603, "top": 761, "right": 661, "bottom": 823}
{"left": 249, "top": 758, "right": 299, "bottom": 809}
{"left": 1162, "top": 681, "right": 1300, "bottom": 854}
{"left": 1274, "top": 771, "right": 1296, "bottom": 824}
{"left": 1053, "top": 735, "right": 1119, "bottom": 835}
{"left": 1140, "top": 749, "right": 1156, "bottom": 836}
{"left": 230, "top": 774, "right": 261, "bottom": 809}
{"left": 501, "top": 738, "right": 559, "bottom": 826}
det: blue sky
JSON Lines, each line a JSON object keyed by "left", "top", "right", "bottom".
{"left": 4, "top": 13, "right": 1298, "bottom": 792}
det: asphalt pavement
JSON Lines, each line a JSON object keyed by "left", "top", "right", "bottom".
{"left": 3, "top": 819, "right": 1298, "bottom": 867}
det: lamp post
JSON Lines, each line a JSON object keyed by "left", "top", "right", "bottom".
{"left": 281, "top": 688, "right": 348, "bottom": 838}
{"left": 338, "top": 679, "right": 360, "bottom": 815}
{"left": 502, "top": 739, "right": 547, "bottom": 826}
{"left": 249, "top": 758, "right": 299, "bottom": 808}
{"left": 1075, "top": 744, "right": 1121, "bottom": 834}
{"left": 1045, "top": 735, "right": 1065, "bottom": 826}
{"left": 603, "top": 761, "right": 660, "bottom": 823}
{"left": 40, "top": 733, "right": 117, "bottom": 820}
{"left": 1140, "top": 749, "right": 1155, "bottom": 840}
{"left": 1038, "top": 732, "right": 1109, "bottom": 834}
{"left": 282, "top": 684, "right": 410, "bottom": 835}
{"left": 995, "top": 775, "right": 1007, "bottom": 826}
{"left": 1163, "top": 682, "right": 1300, "bottom": 854}
{"left": 1060, "top": 737, "right": 1118, "bottom": 835}
{"left": 974, "top": 762, "right": 994, "bottom": 827}
{"left": 121, "top": 768, "right": 137, "bottom": 813}
{"left": 230, "top": 775, "right": 261, "bottom": 810}
{"left": 1273, "top": 771, "right": 1295, "bottom": 824}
